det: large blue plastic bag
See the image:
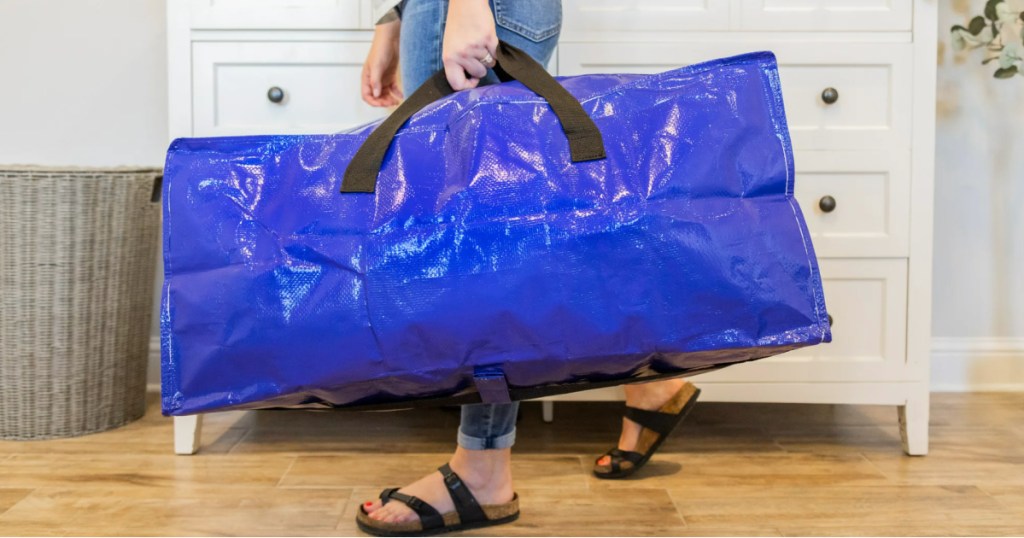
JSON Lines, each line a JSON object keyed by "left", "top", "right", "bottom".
{"left": 160, "top": 49, "right": 830, "bottom": 416}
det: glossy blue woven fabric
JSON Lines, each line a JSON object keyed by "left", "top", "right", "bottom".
{"left": 160, "top": 51, "right": 830, "bottom": 416}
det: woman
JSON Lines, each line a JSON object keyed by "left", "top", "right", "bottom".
{"left": 356, "top": 1, "right": 699, "bottom": 534}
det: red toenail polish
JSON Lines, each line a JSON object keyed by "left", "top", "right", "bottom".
{"left": 365, "top": 502, "right": 372, "bottom": 506}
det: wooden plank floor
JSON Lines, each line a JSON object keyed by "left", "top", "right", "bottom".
{"left": 1, "top": 392, "right": 1023, "bottom": 536}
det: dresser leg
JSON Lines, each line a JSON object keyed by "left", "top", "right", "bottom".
{"left": 542, "top": 400, "right": 554, "bottom": 423}
{"left": 174, "top": 415, "right": 203, "bottom": 455}
{"left": 898, "top": 390, "right": 929, "bottom": 456}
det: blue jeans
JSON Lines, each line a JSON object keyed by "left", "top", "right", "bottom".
{"left": 398, "top": 0, "right": 562, "bottom": 96}
{"left": 396, "top": 0, "right": 561, "bottom": 451}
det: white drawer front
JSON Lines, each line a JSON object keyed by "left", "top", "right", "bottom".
{"left": 698, "top": 258, "right": 908, "bottom": 382}
{"left": 192, "top": 42, "right": 385, "bottom": 137}
{"left": 793, "top": 151, "right": 910, "bottom": 257}
{"left": 777, "top": 45, "right": 911, "bottom": 151}
{"left": 557, "top": 42, "right": 911, "bottom": 151}
{"left": 188, "top": 0, "right": 370, "bottom": 29}
{"left": 737, "top": 0, "right": 912, "bottom": 31}
{"left": 561, "top": 0, "right": 731, "bottom": 34}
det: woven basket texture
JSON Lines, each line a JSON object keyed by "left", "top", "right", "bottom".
{"left": 1, "top": 167, "right": 161, "bottom": 439}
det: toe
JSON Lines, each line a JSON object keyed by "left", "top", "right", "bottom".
{"left": 373, "top": 505, "right": 395, "bottom": 521}
{"left": 597, "top": 455, "right": 610, "bottom": 466}
{"left": 373, "top": 503, "right": 412, "bottom": 524}
{"left": 363, "top": 499, "right": 381, "bottom": 514}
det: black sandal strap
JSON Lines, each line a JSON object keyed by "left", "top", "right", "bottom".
{"left": 380, "top": 487, "right": 398, "bottom": 502}
{"left": 438, "top": 463, "right": 487, "bottom": 524}
{"left": 607, "top": 448, "right": 644, "bottom": 463}
{"left": 379, "top": 488, "right": 445, "bottom": 530}
{"left": 624, "top": 406, "right": 680, "bottom": 435}
{"left": 602, "top": 448, "right": 644, "bottom": 474}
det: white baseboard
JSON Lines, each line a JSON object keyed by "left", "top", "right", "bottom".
{"left": 147, "top": 336, "right": 1024, "bottom": 395}
{"left": 931, "top": 337, "right": 1024, "bottom": 392}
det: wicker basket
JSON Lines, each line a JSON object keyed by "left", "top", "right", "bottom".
{"left": 0, "top": 166, "right": 161, "bottom": 439}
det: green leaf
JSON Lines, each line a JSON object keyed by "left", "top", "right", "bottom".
{"left": 993, "top": 65, "right": 1018, "bottom": 78}
{"left": 969, "top": 15, "right": 987, "bottom": 35}
{"left": 985, "top": 0, "right": 1003, "bottom": 21}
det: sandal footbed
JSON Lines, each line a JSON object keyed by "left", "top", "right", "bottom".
{"left": 593, "top": 381, "right": 701, "bottom": 477}
{"left": 356, "top": 493, "right": 519, "bottom": 536}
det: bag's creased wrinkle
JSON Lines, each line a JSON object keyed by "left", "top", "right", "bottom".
{"left": 160, "top": 51, "right": 830, "bottom": 415}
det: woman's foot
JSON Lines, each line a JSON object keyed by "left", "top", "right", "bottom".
{"left": 362, "top": 446, "right": 514, "bottom": 524}
{"left": 595, "top": 378, "right": 688, "bottom": 469}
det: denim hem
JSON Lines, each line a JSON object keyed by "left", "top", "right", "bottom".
{"left": 457, "top": 427, "right": 517, "bottom": 450}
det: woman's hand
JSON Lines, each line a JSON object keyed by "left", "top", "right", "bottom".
{"left": 442, "top": 0, "right": 499, "bottom": 91}
{"left": 362, "top": 19, "right": 403, "bottom": 107}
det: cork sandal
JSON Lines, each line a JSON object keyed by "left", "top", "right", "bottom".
{"left": 356, "top": 463, "right": 520, "bottom": 537}
{"left": 593, "top": 381, "right": 701, "bottom": 479}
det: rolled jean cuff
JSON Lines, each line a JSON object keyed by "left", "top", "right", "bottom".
{"left": 457, "top": 427, "right": 517, "bottom": 450}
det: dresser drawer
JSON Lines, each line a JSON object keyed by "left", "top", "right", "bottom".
{"left": 777, "top": 45, "right": 912, "bottom": 151}
{"left": 191, "top": 41, "right": 386, "bottom": 137}
{"left": 699, "top": 258, "right": 909, "bottom": 383}
{"left": 187, "top": 0, "right": 371, "bottom": 30}
{"left": 557, "top": 41, "right": 911, "bottom": 151}
{"left": 737, "top": 0, "right": 912, "bottom": 31}
{"left": 561, "top": 0, "right": 731, "bottom": 34}
{"left": 793, "top": 151, "right": 910, "bottom": 258}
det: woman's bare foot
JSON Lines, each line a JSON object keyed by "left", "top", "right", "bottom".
{"left": 362, "top": 446, "right": 514, "bottom": 524}
{"left": 595, "top": 378, "right": 687, "bottom": 468}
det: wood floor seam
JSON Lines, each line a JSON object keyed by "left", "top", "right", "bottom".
{"left": 0, "top": 488, "right": 35, "bottom": 519}
{"left": 274, "top": 454, "right": 300, "bottom": 488}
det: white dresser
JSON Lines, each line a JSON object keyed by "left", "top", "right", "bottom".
{"left": 166, "top": 0, "right": 936, "bottom": 456}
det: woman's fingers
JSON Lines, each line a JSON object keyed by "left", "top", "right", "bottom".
{"left": 389, "top": 83, "right": 404, "bottom": 100}
{"left": 361, "top": 64, "right": 381, "bottom": 106}
{"left": 361, "top": 19, "right": 401, "bottom": 107}
{"left": 362, "top": 61, "right": 403, "bottom": 107}
{"left": 442, "top": 58, "right": 470, "bottom": 91}
{"left": 443, "top": 51, "right": 490, "bottom": 90}
{"left": 362, "top": 61, "right": 392, "bottom": 107}
{"left": 462, "top": 55, "right": 489, "bottom": 80}
{"left": 442, "top": 0, "right": 499, "bottom": 90}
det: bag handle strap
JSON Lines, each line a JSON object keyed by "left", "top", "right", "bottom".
{"left": 341, "top": 40, "right": 606, "bottom": 193}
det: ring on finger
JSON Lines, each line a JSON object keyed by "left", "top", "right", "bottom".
{"left": 480, "top": 52, "right": 496, "bottom": 68}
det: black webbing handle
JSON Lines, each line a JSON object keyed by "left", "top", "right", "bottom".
{"left": 489, "top": 42, "right": 605, "bottom": 163}
{"left": 341, "top": 41, "right": 606, "bottom": 193}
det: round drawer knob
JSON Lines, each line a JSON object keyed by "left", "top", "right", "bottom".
{"left": 827, "top": 314, "right": 834, "bottom": 327}
{"left": 267, "top": 86, "right": 285, "bottom": 104}
{"left": 819, "top": 195, "right": 837, "bottom": 213}
{"left": 821, "top": 87, "right": 839, "bottom": 105}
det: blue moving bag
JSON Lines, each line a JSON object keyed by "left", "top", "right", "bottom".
{"left": 160, "top": 45, "right": 830, "bottom": 416}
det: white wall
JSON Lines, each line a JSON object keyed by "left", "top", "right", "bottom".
{"left": 0, "top": 0, "right": 168, "bottom": 167}
{"left": 0, "top": 0, "right": 169, "bottom": 386}
{"left": 931, "top": 1, "right": 1024, "bottom": 390}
